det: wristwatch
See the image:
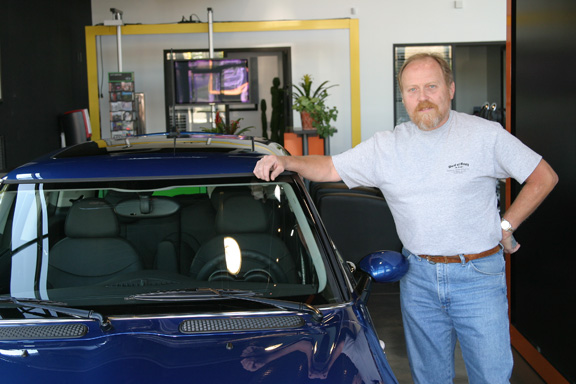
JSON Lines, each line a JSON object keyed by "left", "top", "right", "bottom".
{"left": 500, "top": 219, "right": 514, "bottom": 232}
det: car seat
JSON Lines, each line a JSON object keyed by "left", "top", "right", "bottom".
{"left": 48, "top": 198, "right": 143, "bottom": 288}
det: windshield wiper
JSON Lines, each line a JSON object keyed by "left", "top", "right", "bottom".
{"left": 126, "top": 288, "right": 257, "bottom": 301}
{"left": 126, "top": 288, "right": 323, "bottom": 323}
{"left": 0, "top": 297, "right": 112, "bottom": 331}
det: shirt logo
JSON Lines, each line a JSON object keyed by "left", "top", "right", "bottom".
{"left": 447, "top": 162, "right": 469, "bottom": 174}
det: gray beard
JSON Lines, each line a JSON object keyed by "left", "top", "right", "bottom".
{"left": 413, "top": 112, "right": 443, "bottom": 131}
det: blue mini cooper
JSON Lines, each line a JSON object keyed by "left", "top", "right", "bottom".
{"left": 0, "top": 134, "right": 406, "bottom": 383}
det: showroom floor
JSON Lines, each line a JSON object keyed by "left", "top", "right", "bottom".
{"left": 367, "top": 282, "right": 546, "bottom": 383}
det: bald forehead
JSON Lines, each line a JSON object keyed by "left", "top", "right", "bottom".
{"left": 403, "top": 57, "right": 442, "bottom": 77}
{"left": 400, "top": 56, "right": 451, "bottom": 89}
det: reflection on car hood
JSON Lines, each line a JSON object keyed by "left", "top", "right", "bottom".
{"left": 0, "top": 306, "right": 397, "bottom": 383}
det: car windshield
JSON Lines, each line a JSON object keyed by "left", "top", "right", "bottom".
{"left": 0, "top": 177, "right": 340, "bottom": 318}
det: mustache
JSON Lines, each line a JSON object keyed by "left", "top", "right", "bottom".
{"left": 416, "top": 101, "right": 439, "bottom": 111}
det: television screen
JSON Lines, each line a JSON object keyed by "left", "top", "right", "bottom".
{"left": 173, "top": 59, "right": 249, "bottom": 104}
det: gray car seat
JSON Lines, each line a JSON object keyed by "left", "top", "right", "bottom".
{"left": 48, "top": 198, "right": 143, "bottom": 288}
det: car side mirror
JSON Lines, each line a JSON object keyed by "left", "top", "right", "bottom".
{"left": 359, "top": 251, "right": 408, "bottom": 283}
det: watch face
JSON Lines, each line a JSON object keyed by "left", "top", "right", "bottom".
{"left": 501, "top": 220, "right": 512, "bottom": 231}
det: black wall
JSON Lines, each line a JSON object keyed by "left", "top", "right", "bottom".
{"left": 512, "top": 0, "right": 576, "bottom": 381}
{"left": 0, "top": 0, "right": 92, "bottom": 172}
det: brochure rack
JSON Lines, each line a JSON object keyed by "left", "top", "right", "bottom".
{"left": 109, "top": 72, "right": 138, "bottom": 138}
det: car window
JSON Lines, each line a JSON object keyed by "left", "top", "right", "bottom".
{"left": 0, "top": 178, "right": 339, "bottom": 317}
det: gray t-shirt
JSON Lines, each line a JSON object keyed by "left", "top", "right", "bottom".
{"left": 332, "top": 111, "right": 541, "bottom": 255}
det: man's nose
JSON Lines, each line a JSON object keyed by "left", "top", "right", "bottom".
{"left": 418, "top": 89, "right": 429, "bottom": 101}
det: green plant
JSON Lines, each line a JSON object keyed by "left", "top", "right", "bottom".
{"left": 202, "top": 111, "right": 253, "bottom": 135}
{"left": 292, "top": 74, "right": 338, "bottom": 138}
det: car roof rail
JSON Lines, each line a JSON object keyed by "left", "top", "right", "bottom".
{"left": 52, "top": 133, "right": 288, "bottom": 159}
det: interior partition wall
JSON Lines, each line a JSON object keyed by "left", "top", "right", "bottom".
{"left": 84, "top": 19, "right": 362, "bottom": 153}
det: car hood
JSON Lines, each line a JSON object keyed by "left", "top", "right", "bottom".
{"left": 0, "top": 306, "right": 397, "bottom": 383}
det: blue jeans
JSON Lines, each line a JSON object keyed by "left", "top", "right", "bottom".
{"left": 400, "top": 247, "right": 513, "bottom": 384}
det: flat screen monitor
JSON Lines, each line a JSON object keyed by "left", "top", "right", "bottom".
{"left": 173, "top": 59, "right": 249, "bottom": 104}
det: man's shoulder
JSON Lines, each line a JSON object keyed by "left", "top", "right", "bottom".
{"left": 382, "top": 121, "right": 416, "bottom": 139}
{"left": 453, "top": 110, "right": 500, "bottom": 128}
{"left": 365, "top": 127, "right": 398, "bottom": 145}
{"left": 451, "top": 111, "right": 506, "bottom": 137}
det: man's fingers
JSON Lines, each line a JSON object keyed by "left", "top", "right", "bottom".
{"left": 507, "top": 243, "right": 521, "bottom": 254}
{"left": 269, "top": 164, "right": 282, "bottom": 181}
{"left": 253, "top": 156, "right": 280, "bottom": 181}
{"left": 501, "top": 234, "right": 521, "bottom": 254}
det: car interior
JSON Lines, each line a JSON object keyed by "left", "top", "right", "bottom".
{"left": 0, "top": 180, "right": 336, "bottom": 306}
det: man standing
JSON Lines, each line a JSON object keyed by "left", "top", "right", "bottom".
{"left": 253, "top": 53, "right": 558, "bottom": 383}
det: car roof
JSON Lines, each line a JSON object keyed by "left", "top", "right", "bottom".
{"left": 3, "top": 133, "right": 289, "bottom": 183}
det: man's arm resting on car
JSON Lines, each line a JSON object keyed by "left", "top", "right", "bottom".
{"left": 253, "top": 155, "right": 341, "bottom": 182}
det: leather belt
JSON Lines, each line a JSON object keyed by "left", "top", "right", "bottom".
{"left": 419, "top": 245, "right": 501, "bottom": 264}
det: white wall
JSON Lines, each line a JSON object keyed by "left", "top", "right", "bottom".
{"left": 91, "top": 0, "right": 506, "bottom": 154}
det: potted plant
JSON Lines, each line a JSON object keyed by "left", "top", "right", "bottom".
{"left": 202, "top": 111, "right": 253, "bottom": 135}
{"left": 292, "top": 74, "right": 338, "bottom": 138}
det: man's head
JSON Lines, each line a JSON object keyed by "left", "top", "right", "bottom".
{"left": 398, "top": 53, "right": 455, "bottom": 131}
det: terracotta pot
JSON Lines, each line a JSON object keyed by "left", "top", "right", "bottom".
{"left": 300, "top": 111, "right": 315, "bottom": 130}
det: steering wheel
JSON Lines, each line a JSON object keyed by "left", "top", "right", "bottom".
{"left": 195, "top": 250, "right": 289, "bottom": 283}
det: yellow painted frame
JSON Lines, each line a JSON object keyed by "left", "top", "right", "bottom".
{"left": 85, "top": 19, "right": 361, "bottom": 146}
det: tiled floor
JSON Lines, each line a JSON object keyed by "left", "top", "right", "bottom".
{"left": 367, "top": 282, "right": 545, "bottom": 384}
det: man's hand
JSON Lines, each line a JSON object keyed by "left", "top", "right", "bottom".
{"left": 501, "top": 231, "right": 521, "bottom": 254}
{"left": 253, "top": 154, "right": 341, "bottom": 183}
{"left": 253, "top": 155, "right": 285, "bottom": 181}
{"left": 499, "top": 159, "right": 557, "bottom": 255}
